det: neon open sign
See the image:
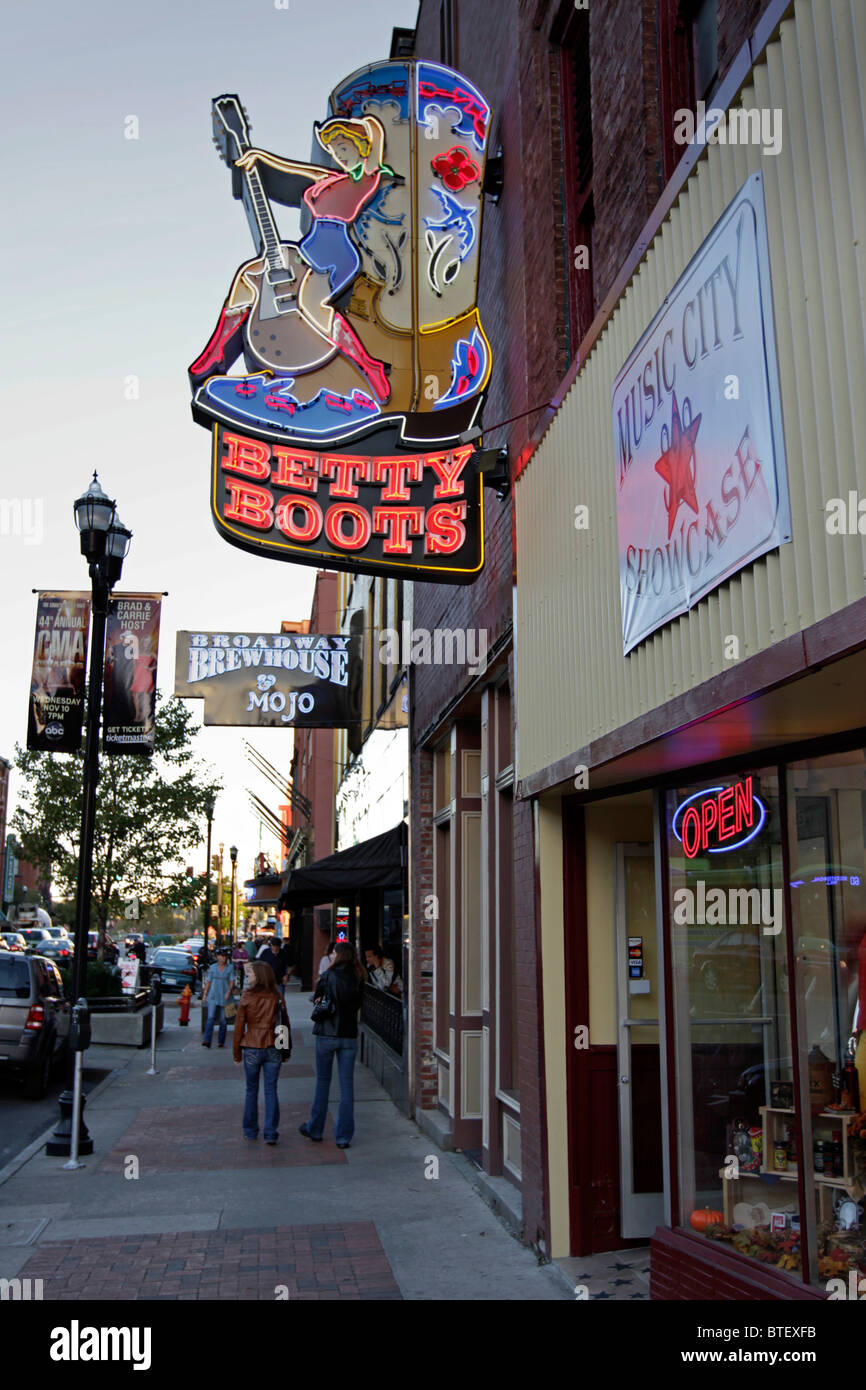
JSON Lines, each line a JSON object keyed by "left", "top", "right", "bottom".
{"left": 672, "top": 776, "right": 767, "bottom": 858}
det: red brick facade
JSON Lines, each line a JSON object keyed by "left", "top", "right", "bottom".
{"left": 408, "top": 0, "right": 777, "bottom": 1257}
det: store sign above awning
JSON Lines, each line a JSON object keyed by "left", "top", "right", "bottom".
{"left": 612, "top": 173, "right": 791, "bottom": 654}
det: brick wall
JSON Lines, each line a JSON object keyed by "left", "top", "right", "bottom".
{"left": 410, "top": 737, "right": 437, "bottom": 1110}
{"left": 717, "top": 0, "right": 769, "bottom": 73}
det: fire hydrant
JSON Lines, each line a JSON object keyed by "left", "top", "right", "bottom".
{"left": 178, "top": 984, "right": 193, "bottom": 1026}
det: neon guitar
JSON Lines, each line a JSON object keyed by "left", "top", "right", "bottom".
{"left": 191, "top": 94, "right": 337, "bottom": 382}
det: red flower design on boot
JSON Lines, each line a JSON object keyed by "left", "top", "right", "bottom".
{"left": 431, "top": 146, "right": 481, "bottom": 192}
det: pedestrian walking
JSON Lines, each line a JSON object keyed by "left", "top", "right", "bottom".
{"left": 278, "top": 935, "right": 297, "bottom": 990}
{"left": 299, "top": 943, "right": 364, "bottom": 1149}
{"left": 317, "top": 940, "right": 336, "bottom": 979}
{"left": 202, "top": 949, "right": 236, "bottom": 1048}
{"left": 259, "top": 937, "right": 285, "bottom": 993}
{"left": 233, "top": 961, "right": 282, "bottom": 1144}
{"left": 232, "top": 940, "right": 249, "bottom": 991}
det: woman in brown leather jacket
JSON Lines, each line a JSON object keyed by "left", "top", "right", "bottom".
{"left": 233, "top": 961, "right": 282, "bottom": 1144}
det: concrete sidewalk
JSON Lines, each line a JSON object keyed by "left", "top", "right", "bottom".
{"left": 0, "top": 985, "right": 571, "bottom": 1301}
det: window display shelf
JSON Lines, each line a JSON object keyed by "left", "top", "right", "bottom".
{"left": 759, "top": 1105, "right": 855, "bottom": 1190}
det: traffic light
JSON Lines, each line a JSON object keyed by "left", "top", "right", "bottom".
{"left": 211, "top": 854, "right": 220, "bottom": 873}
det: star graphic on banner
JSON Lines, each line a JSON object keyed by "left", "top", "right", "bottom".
{"left": 654, "top": 392, "right": 702, "bottom": 538}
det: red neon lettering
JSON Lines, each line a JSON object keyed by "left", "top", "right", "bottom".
{"left": 223, "top": 480, "right": 274, "bottom": 530}
{"left": 700, "top": 797, "right": 718, "bottom": 848}
{"left": 681, "top": 806, "right": 701, "bottom": 858}
{"left": 428, "top": 445, "right": 473, "bottom": 499}
{"left": 275, "top": 495, "right": 323, "bottom": 543}
{"left": 372, "top": 457, "right": 422, "bottom": 502}
{"left": 372, "top": 506, "right": 424, "bottom": 555}
{"left": 320, "top": 455, "right": 370, "bottom": 499}
{"left": 271, "top": 446, "right": 319, "bottom": 493}
{"left": 717, "top": 787, "right": 736, "bottom": 841}
{"left": 734, "top": 777, "right": 753, "bottom": 835}
{"left": 424, "top": 501, "right": 467, "bottom": 555}
{"left": 324, "top": 503, "right": 371, "bottom": 552}
{"left": 222, "top": 432, "right": 271, "bottom": 481}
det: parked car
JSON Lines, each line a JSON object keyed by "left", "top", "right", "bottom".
{"left": 1, "top": 932, "right": 27, "bottom": 953}
{"left": 18, "top": 928, "right": 54, "bottom": 954}
{"left": 38, "top": 939, "right": 75, "bottom": 964}
{"left": 0, "top": 950, "right": 70, "bottom": 1097}
{"left": 147, "top": 947, "right": 198, "bottom": 993}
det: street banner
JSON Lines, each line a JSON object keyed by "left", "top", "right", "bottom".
{"left": 174, "top": 630, "right": 359, "bottom": 727}
{"left": 612, "top": 173, "right": 791, "bottom": 654}
{"left": 104, "top": 595, "right": 162, "bottom": 755}
{"left": 27, "top": 592, "right": 90, "bottom": 752}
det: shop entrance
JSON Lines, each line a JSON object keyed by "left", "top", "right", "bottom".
{"left": 615, "top": 843, "right": 665, "bottom": 1237}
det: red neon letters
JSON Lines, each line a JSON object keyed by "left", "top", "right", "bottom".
{"left": 220, "top": 431, "right": 473, "bottom": 558}
{"left": 680, "top": 777, "right": 756, "bottom": 858}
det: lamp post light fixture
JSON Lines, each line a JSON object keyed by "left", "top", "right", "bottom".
{"left": 229, "top": 845, "right": 238, "bottom": 947}
{"left": 48, "top": 473, "right": 131, "bottom": 1161}
{"left": 203, "top": 793, "right": 216, "bottom": 940}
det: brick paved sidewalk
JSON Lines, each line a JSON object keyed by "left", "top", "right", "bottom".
{"left": 0, "top": 988, "right": 572, "bottom": 1301}
{"left": 22, "top": 1223, "right": 401, "bottom": 1301}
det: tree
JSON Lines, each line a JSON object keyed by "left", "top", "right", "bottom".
{"left": 13, "top": 692, "right": 221, "bottom": 957}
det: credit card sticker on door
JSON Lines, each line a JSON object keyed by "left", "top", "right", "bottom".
{"left": 628, "top": 936, "right": 643, "bottom": 979}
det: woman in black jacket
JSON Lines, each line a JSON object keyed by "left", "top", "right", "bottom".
{"left": 299, "top": 943, "right": 364, "bottom": 1149}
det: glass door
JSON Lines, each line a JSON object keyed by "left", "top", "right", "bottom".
{"left": 615, "top": 843, "right": 665, "bottom": 1237}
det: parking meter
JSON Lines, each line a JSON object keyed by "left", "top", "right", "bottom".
{"left": 70, "top": 997, "right": 91, "bottom": 1052}
{"left": 149, "top": 972, "right": 162, "bottom": 1007}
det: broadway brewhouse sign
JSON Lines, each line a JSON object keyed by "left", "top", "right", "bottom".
{"left": 612, "top": 173, "right": 791, "bottom": 654}
{"left": 175, "top": 631, "right": 358, "bottom": 727}
{"left": 187, "top": 60, "right": 495, "bottom": 583}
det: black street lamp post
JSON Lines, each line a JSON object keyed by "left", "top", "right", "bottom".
{"left": 229, "top": 845, "right": 238, "bottom": 949}
{"left": 203, "top": 794, "right": 215, "bottom": 938}
{"left": 47, "top": 473, "right": 131, "bottom": 1162}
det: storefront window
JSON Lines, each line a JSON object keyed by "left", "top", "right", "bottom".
{"left": 667, "top": 771, "right": 803, "bottom": 1279}
{"left": 787, "top": 750, "right": 866, "bottom": 1290}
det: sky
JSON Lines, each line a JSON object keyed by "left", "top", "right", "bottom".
{"left": 1, "top": 0, "right": 419, "bottom": 891}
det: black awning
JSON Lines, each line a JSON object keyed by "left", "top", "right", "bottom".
{"left": 277, "top": 822, "right": 406, "bottom": 910}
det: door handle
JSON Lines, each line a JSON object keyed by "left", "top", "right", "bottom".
{"left": 620, "top": 1075, "right": 629, "bottom": 1084}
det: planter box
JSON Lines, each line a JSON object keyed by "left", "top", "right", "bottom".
{"left": 88, "top": 1003, "right": 164, "bottom": 1048}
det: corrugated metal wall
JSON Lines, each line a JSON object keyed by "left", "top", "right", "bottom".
{"left": 515, "top": 0, "right": 866, "bottom": 782}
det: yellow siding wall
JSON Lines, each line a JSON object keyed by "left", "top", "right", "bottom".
{"left": 516, "top": 0, "right": 866, "bottom": 781}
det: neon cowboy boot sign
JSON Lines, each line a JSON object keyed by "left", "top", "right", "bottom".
{"left": 188, "top": 60, "right": 495, "bottom": 583}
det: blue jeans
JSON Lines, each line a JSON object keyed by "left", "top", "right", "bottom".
{"left": 203, "top": 1000, "right": 228, "bottom": 1046}
{"left": 309, "top": 1037, "right": 358, "bottom": 1144}
{"left": 242, "top": 1046, "right": 281, "bottom": 1140}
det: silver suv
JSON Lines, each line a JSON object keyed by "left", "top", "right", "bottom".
{"left": 0, "top": 951, "right": 70, "bottom": 1097}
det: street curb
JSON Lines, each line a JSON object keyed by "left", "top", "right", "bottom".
{"left": 0, "top": 1064, "right": 128, "bottom": 1190}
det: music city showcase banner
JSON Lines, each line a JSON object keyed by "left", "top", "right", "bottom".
{"left": 612, "top": 174, "right": 791, "bottom": 655}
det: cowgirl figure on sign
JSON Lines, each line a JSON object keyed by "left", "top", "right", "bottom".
{"left": 191, "top": 114, "right": 395, "bottom": 406}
